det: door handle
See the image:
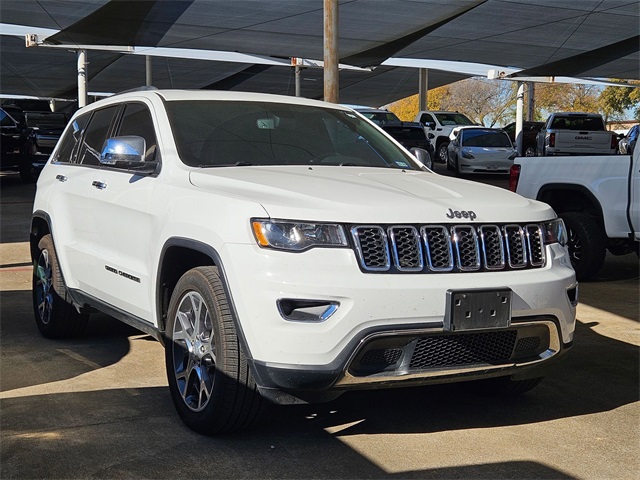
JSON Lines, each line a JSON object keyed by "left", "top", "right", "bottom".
{"left": 92, "top": 180, "right": 107, "bottom": 190}
{"left": 55, "top": 174, "right": 67, "bottom": 182}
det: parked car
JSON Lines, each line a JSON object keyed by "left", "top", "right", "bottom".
{"left": 414, "top": 110, "right": 477, "bottom": 163}
{"left": 0, "top": 106, "right": 39, "bottom": 182}
{"left": 349, "top": 106, "right": 401, "bottom": 125}
{"left": 31, "top": 89, "right": 576, "bottom": 434}
{"left": 1, "top": 100, "right": 71, "bottom": 155}
{"left": 535, "top": 112, "right": 617, "bottom": 156}
{"left": 447, "top": 127, "right": 516, "bottom": 175}
{"left": 618, "top": 124, "right": 638, "bottom": 155}
{"left": 502, "top": 121, "right": 544, "bottom": 157}
{"left": 380, "top": 121, "right": 435, "bottom": 168}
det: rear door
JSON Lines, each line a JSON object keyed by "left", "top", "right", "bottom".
{"left": 41, "top": 109, "right": 110, "bottom": 292}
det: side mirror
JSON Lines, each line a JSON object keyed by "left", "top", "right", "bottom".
{"left": 410, "top": 147, "right": 433, "bottom": 170}
{"left": 100, "top": 136, "right": 158, "bottom": 175}
{"left": 425, "top": 121, "right": 436, "bottom": 130}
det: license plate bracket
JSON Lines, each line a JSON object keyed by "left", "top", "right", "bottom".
{"left": 444, "top": 288, "right": 512, "bottom": 332}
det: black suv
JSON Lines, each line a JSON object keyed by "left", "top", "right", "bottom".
{"left": 381, "top": 121, "right": 435, "bottom": 166}
{"left": 0, "top": 107, "right": 38, "bottom": 182}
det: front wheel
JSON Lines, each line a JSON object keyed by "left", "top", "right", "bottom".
{"left": 524, "top": 146, "right": 536, "bottom": 157}
{"left": 165, "top": 266, "right": 264, "bottom": 434}
{"left": 561, "top": 212, "right": 606, "bottom": 281}
{"left": 437, "top": 142, "right": 449, "bottom": 164}
{"left": 33, "top": 235, "right": 88, "bottom": 338}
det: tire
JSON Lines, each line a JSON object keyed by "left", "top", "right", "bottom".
{"left": 437, "top": 142, "right": 449, "bottom": 164}
{"left": 524, "top": 146, "right": 536, "bottom": 157}
{"left": 446, "top": 153, "right": 454, "bottom": 171}
{"left": 561, "top": 212, "right": 606, "bottom": 281}
{"left": 33, "top": 235, "right": 88, "bottom": 338}
{"left": 165, "top": 266, "right": 264, "bottom": 434}
{"left": 19, "top": 140, "right": 38, "bottom": 183}
{"left": 464, "top": 376, "right": 544, "bottom": 396}
{"left": 456, "top": 154, "right": 463, "bottom": 176}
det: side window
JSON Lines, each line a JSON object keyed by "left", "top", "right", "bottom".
{"left": 77, "top": 106, "right": 119, "bottom": 166}
{"left": 1, "top": 109, "right": 15, "bottom": 127}
{"left": 116, "top": 103, "right": 158, "bottom": 161}
{"left": 52, "top": 113, "right": 90, "bottom": 164}
{"left": 420, "top": 113, "right": 435, "bottom": 125}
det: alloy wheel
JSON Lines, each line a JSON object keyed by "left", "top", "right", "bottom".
{"left": 34, "top": 249, "right": 53, "bottom": 325}
{"left": 171, "top": 291, "right": 216, "bottom": 412}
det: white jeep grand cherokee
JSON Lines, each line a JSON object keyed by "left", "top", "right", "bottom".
{"left": 31, "top": 89, "right": 577, "bottom": 434}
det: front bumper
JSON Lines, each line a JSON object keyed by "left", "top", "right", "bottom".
{"left": 221, "top": 242, "right": 576, "bottom": 398}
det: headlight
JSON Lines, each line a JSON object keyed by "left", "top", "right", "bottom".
{"left": 542, "top": 218, "right": 567, "bottom": 246}
{"left": 461, "top": 149, "right": 475, "bottom": 159}
{"left": 251, "top": 219, "right": 348, "bottom": 251}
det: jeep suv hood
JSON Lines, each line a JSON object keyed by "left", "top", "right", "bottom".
{"left": 189, "top": 166, "right": 553, "bottom": 223}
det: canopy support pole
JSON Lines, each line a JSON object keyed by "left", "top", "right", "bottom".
{"left": 527, "top": 82, "right": 535, "bottom": 121}
{"left": 323, "top": 0, "right": 339, "bottom": 103}
{"left": 146, "top": 55, "right": 153, "bottom": 86}
{"left": 77, "top": 49, "right": 88, "bottom": 108}
{"left": 515, "top": 81, "right": 525, "bottom": 155}
{"left": 418, "top": 68, "right": 428, "bottom": 111}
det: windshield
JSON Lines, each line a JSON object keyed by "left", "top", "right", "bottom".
{"left": 461, "top": 129, "right": 512, "bottom": 148}
{"left": 360, "top": 111, "right": 400, "bottom": 125}
{"left": 435, "top": 112, "right": 474, "bottom": 126}
{"left": 165, "top": 101, "right": 420, "bottom": 170}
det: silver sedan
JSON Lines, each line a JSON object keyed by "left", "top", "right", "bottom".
{"left": 447, "top": 127, "right": 516, "bottom": 175}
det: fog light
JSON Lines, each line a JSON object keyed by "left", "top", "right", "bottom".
{"left": 277, "top": 299, "right": 339, "bottom": 322}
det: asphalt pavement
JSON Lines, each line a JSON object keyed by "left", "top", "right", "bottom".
{"left": 1, "top": 165, "right": 638, "bottom": 480}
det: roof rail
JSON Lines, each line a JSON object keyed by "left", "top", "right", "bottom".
{"left": 114, "top": 86, "right": 158, "bottom": 95}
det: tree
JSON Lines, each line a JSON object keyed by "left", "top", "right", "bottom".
{"left": 386, "top": 79, "right": 516, "bottom": 126}
{"left": 599, "top": 81, "right": 640, "bottom": 121}
{"left": 385, "top": 86, "right": 450, "bottom": 121}
{"left": 533, "top": 84, "right": 601, "bottom": 119}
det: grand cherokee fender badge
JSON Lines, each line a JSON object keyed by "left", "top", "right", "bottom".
{"left": 105, "top": 265, "right": 141, "bottom": 283}
{"left": 446, "top": 208, "right": 477, "bottom": 221}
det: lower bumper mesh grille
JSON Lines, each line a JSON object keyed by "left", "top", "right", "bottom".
{"left": 410, "top": 331, "right": 517, "bottom": 368}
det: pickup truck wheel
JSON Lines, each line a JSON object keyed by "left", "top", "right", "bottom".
{"left": 165, "top": 266, "right": 264, "bottom": 434}
{"left": 437, "top": 142, "right": 449, "bottom": 164}
{"left": 464, "top": 376, "right": 544, "bottom": 396}
{"left": 32, "top": 235, "right": 88, "bottom": 338}
{"left": 561, "top": 212, "right": 606, "bottom": 281}
{"left": 524, "top": 146, "right": 536, "bottom": 157}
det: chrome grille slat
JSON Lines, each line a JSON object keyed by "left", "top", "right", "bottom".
{"left": 452, "top": 226, "right": 480, "bottom": 271}
{"left": 388, "top": 226, "right": 424, "bottom": 271}
{"left": 479, "top": 225, "right": 505, "bottom": 270}
{"left": 421, "top": 226, "right": 454, "bottom": 271}
{"left": 352, "top": 223, "right": 547, "bottom": 273}
{"left": 504, "top": 225, "right": 527, "bottom": 268}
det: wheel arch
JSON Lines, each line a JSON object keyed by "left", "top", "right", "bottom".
{"left": 30, "top": 211, "right": 52, "bottom": 263}
{"left": 537, "top": 184, "right": 604, "bottom": 226}
{"left": 155, "top": 238, "right": 253, "bottom": 358}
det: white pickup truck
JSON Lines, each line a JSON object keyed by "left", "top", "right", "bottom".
{"left": 512, "top": 146, "right": 639, "bottom": 280}
{"left": 535, "top": 112, "right": 618, "bottom": 156}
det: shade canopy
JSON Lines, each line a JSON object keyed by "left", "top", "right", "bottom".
{"left": 0, "top": 0, "right": 637, "bottom": 106}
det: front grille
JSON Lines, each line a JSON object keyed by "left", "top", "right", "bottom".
{"left": 351, "top": 223, "right": 546, "bottom": 273}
